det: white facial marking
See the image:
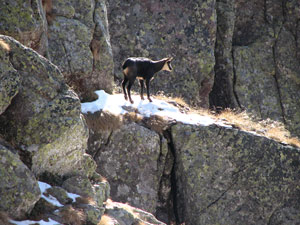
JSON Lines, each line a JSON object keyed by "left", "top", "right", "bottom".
{"left": 162, "top": 61, "right": 172, "bottom": 71}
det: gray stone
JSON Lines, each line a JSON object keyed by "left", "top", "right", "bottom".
{"left": 172, "top": 123, "right": 300, "bottom": 225}
{"left": 0, "top": 145, "right": 40, "bottom": 219}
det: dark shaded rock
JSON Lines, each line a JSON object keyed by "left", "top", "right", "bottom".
{"left": 209, "top": 0, "right": 238, "bottom": 110}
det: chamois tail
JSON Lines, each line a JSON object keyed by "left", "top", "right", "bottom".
{"left": 122, "top": 59, "right": 132, "bottom": 70}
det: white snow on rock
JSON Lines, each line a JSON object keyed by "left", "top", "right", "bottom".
{"left": 11, "top": 218, "right": 61, "bottom": 225}
{"left": 38, "top": 181, "right": 63, "bottom": 207}
{"left": 81, "top": 90, "right": 227, "bottom": 127}
{"left": 10, "top": 181, "right": 81, "bottom": 225}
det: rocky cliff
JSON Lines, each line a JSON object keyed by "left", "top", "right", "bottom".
{"left": 1, "top": 0, "right": 299, "bottom": 137}
{"left": 1, "top": 0, "right": 300, "bottom": 225}
{"left": 82, "top": 92, "right": 300, "bottom": 225}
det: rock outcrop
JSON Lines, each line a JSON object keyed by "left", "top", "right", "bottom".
{"left": 47, "top": 0, "right": 114, "bottom": 101}
{"left": 172, "top": 123, "right": 300, "bottom": 225}
{"left": 85, "top": 114, "right": 169, "bottom": 215}
{"left": 82, "top": 91, "right": 300, "bottom": 224}
{"left": 0, "top": 35, "right": 164, "bottom": 225}
{"left": 1, "top": 1, "right": 300, "bottom": 224}
{"left": 107, "top": 0, "right": 217, "bottom": 107}
{"left": 0, "top": 0, "right": 48, "bottom": 55}
{"left": 0, "top": 0, "right": 114, "bottom": 101}
{"left": 210, "top": 0, "right": 300, "bottom": 137}
{"left": 1, "top": 0, "right": 300, "bottom": 136}
{"left": 0, "top": 35, "right": 91, "bottom": 177}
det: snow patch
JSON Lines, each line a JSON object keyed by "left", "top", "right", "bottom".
{"left": 10, "top": 182, "right": 82, "bottom": 224}
{"left": 81, "top": 90, "right": 221, "bottom": 126}
{"left": 10, "top": 218, "right": 61, "bottom": 225}
{"left": 38, "top": 182, "right": 63, "bottom": 207}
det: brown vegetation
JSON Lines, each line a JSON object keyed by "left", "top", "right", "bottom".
{"left": 84, "top": 110, "right": 123, "bottom": 131}
{"left": 60, "top": 206, "right": 86, "bottom": 225}
{"left": 0, "top": 212, "right": 13, "bottom": 225}
{"left": 98, "top": 214, "right": 118, "bottom": 225}
{"left": 154, "top": 95, "right": 300, "bottom": 148}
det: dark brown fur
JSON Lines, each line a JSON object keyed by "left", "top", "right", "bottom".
{"left": 122, "top": 57, "right": 173, "bottom": 103}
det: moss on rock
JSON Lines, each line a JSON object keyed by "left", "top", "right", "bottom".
{"left": 0, "top": 145, "right": 40, "bottom": 219}
{"left": 172, "top": 123, "right": 300, "bottom": 225}
{"left": 0, "top": 35, "right": 93, "bottom": 177}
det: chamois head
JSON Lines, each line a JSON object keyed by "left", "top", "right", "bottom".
{"left": 162, "top": 57, "right": 173, "bottom": 72}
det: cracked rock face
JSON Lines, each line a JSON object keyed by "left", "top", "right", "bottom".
{"left": 0, "top": 0, "right": 114, "bottom": 102}
{"left": 47, "top": 0, "right": 114, "bottom": 101}
{"left": 172, "top": 123, "right": 300, "bottom": 225}
{"left": 0, "top": 35, "right": 91, "bottom": 177}
{"left": 86, "top": 118, "right": 169, "bottom": 215}
{"left": 107, "top": 0, "right": 217, "bottom": 107}
{"left": 209, "top": 0, "right": 300, "bottom": 138}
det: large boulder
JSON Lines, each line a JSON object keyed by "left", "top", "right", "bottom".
{"left": 0, "top": 144, "right": 40, "bottom": 220}
{"left": 84, "top": 107, "right": 169, "bottom": 213}
{"left": 0, "top": 39, "right": 20, "bottom": 115}
{"left": 0, "top": 0, "right": 114, "bottom": 101}
{"left": 0, "top": 35, "right": 91, "bottom": 177}
{"left": 86, "top": 117, "right": 169, "bottom": 215}
{"left": 107, "top": 0, "right": 217, "bottom": 107}
{"left": 172, "top": 123, "right": 300, "bottom": 225}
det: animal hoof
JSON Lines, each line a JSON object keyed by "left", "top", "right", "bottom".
{"left": 124, "top": 96, "right": 128, "bottom": 100}
{"left": 130, "top": 100, "right": 134, "bottom": 104}
{"left": 148, "top": 98, "right": 152, "bottom": 102}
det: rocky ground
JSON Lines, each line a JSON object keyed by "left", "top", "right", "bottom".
{"left": 0, "top": 0, "right": 300, "bottom": 224}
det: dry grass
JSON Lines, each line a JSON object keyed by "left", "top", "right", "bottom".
{"left": 214, "top": 109, "right": 300, "bottom": 148}
{"left": 75, "top": 196, "right": 97, "bottom": 206}
{"left": 155, "top": 94, "right": 188, "bottom": 107}
{"left": 0, "top": 212, "right": 13, "bottom": 225}
{"left": 60, "top": 206, "right": 86, "bottom": 225}
{"left": 98, "top": 214, "right": 118, "bottom": 225}
{"left": 124, "top": 111, "right": 144, "bottom": 123}
{"left": 151, "top": 95, "right": 300, "bottom": 148}
{"left": 84, "top": 110, "right": 123, "bottom": 131}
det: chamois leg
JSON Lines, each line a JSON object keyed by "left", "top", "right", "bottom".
{"left": 122, "top": 76, "right": 129, "bottom": 100}
{"left": 145, "top": 79, "right": 152, "bottom": 102}
{"left": 127, "top": 79, "right": 135, "bottom": 104}
{"left": 139, "top": 79, "right": 145, "bottom": 100}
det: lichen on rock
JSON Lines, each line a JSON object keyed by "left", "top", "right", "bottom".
{"left": 107, "top": 0, "right": 217, "bottom": 106}
{"left": 0, "top": 35, "right": 91, "bottom": 177}
{"left": 0, "top": 145, "right": 40, "bottom": 220}
{"left": 172, "top": 122, "right": 300, "bottom": 225}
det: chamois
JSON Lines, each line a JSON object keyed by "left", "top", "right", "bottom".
{"left": 122, "top": 57, "right": 173, "bottom": 103}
